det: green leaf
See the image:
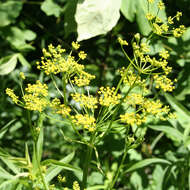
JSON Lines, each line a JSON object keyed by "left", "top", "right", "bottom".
{"left": 75, "top": 0, "right": 121, "bottom": 41}
{"left": 0, "top": 1, "right": 23, "bottom": 27}
{"left": 0, "top": 54, "right": 18, "bottom": 75}
{"left": 0, "top": 27, "right": 36, "bottom": 51}
{"left": 121, "top": 0, "right": 167, "bottom": 35}
{"left": 0, "top": 119, "right": 16, "bottom": 139}
{"left": 44, "top": 152, "right": 77, "bottom": 182}
{"left": 41, "top": 0, "right": 62, "bottom": 17}
{"left": 165, "top": 93, "right": 190, "bottom": 129}
{"left": 124, "top": 158, "right": 171, "bottom": 173}
{"left": 0, "top": 166, "right": 14, "bottom": 180}
{"left": 17, "top": 54, "right": 31, "bottom": 68}
{"left": 120, "top": 0, "right": 136, "bottom": 22}
{"left": 64, "top": 0, "right": 77, "bottom": 37}
{"left": 148, "top": 125, "right": 184, "bottom": 142}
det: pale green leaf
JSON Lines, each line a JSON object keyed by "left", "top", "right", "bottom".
{"left": 45, "top": 152, "right": 76, "bottom": 182}
{"left": 0, "top": 1, "right": 23, "bottom": 27}
{"left": 124, "top": 158, "right": 171, "bottom": 173}
{"left": 0, "top": 54, "right": 18, "bottom": 75}
{"left": 75, "top": 0, "right": 121, "bottom": 41}
{"left": 41, "top": 0, "right": 62, "bottom": 17}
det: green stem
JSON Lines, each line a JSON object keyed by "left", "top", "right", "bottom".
{"left": 82, "top": 133, "right": 96, "bottom": 189}
{"left": 62, "top": 74, "right": 67, "bottom": 105}
{"left": 109, "top": 144, "right": 129, "bottom": 189}
{"left": 34, "top": 143, "right": 49, "bottom": 190}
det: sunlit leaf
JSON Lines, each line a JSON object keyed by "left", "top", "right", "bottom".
{"left": 75, "top": 0, "right": 121, "bottom": 41}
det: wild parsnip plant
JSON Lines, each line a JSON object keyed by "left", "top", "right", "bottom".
{"left": 4, "top": 1, "right": 186, "bottom": 190}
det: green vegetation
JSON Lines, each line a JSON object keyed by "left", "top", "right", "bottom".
{"left": 0, "top": 0, "right": 190, "bottom": 189}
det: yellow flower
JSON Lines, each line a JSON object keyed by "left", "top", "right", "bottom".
{"left": 25, "top": 80, "right": 48, "bottom": 97}
{"left": 98, "top": 87, "right": 121, "bottom": 106}
{"left": 73, "top": 181, "right": 80, "bottom": 190}
{"left": 72, "top": 114, "right": 96, "bottom": 132}
{"left": 118, "top": 37, "right": 128, "bottom": 46}
{"left": 71, "top": 93, "right": 98, "bottom": 109}
{"left": 158, "top": 1, "right": 165, "bottom": 10}
{"left": 72, "top": 41, "right": 80, "bottom": 50}
{"left": 146, "top": 13, "right": 155, "bottom": 20}
{"left": 159, "top": 50, "right": 170, "bottom": 59}
{"left": 78, "top": 51, "right": 87, "bottom": 60}
{"left": 147, "top": 0, "right": 154, "bottom": 3}
{"left": 23, "top": 94, "right": 48, "bottom": 112}
{"left": 19, "top": 72, "right": 25, "bottom": 80}
{"left": 168, "top": 16, "right": 174, "bottom": 24}
{"left": 120, "top": 112, "right": 146, "bottom": 126}
{"left": 73, "top": 71, "right": 95, "bottom": 87}
{"left": 50, "top": 98, "right": 71, "bottom": 116}
{"left": 154, "top": 75, "right": 175, "bottom": 92}
{"left": 6, "top": 88, "right": 19, "bottom": 104}
{"left": 176, "top": 11, "right": 182, "bottom": 21}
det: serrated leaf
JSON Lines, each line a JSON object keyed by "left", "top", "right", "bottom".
{"left": 75, "top": 0, "right": 121, "bottom": 41}
{"left": 0, "top": 1, "right": 23, "bottom": 27}
{"left": 0, "top": 54, "right": 18, "bottom": 75}
{"left": 41, "top": 0, "right": 62, "bottom": 17}
{"left": 124, "top": 158, "right": 171, "bottom": 173}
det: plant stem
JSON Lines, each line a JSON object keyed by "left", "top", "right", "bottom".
{"left": 82, "top": 133, "right": 96, "bottom": 189}
{"left": 62, "top": 74, "right": 67, "bottom": 105}
{"left": 109, "top": 145, "right": 129, "bottom": 189}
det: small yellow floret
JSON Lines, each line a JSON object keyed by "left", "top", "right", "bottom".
{"left": 118, "top": 37, "right": 128, "bottom": 46}
{"left": 73, "top": 181, "right": 80, "bottom": 190}
{"left": 71, "top": 93, "right": 98, "bottom": 109}
{"left": 50, "top": 98, "right": 71, "bottom": 116}
{"left": 72, "top": 114, "right": 96, "bottom": 132}
{"left": 19, "top": 72, "right": 25, "bottom": 80}
{"left": 6, "top": 88, "right": 19, "bottom": 104}
{"left": 158, "top": 1, "right": 165, "bottom": 10}
{"left": 159, "top": 50, "right": 170, "bottom": 59}
{"left": 72, "top": 41, "right": 80, "bottom": 50}
{"left": 98, "top": 87, "right": 121, "bottom": 106}
{"left": 78, "top": 51, "right": 87, "bottom": 60}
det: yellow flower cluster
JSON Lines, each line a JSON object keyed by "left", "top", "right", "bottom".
{"left": 158, "top": 1, "right": 165, "bottom": 10}
{"left": 154, "top": 74, "right": 176, "bottom": 92}
{"left": 73, "top": 181, "right": 80, "bottom": 190}
{"left": 98, "top": 87, "right": 121, "bottom": 106}
{"left": 6, "top": 88, "right": 19, "bottom": 104}
{"left": 119, "top": 67, "right": 147, "bottom": 91}
{"left": 120, "top": 112, "right": 146, "bottom": 126}
{"left": 71, "top": 93, "right": 98, "bottom": 109}
{"left": 72, "top": 114, "right": 96, "bottom": 132}
{"left": 121, "top": 93, "right": 173, "bottom": 126}
{"left": 146, "top": 0, "right": 185, "bottom": 38}
{"left": 125, "top": 93, "right": 144, "bottom": 106}
{"left": 23, "top": 94, "right": 48, "bottom": 112}
{"left": 78, "top": 51, "right": 87, "bottom": 60}
{"left": 73, "top": 71, "right": 95, "bottom": 87}
{"left": 23, "top": 81, "right": 49, "bottom": 112}
{"left": 50, "top": 98, "right": 71, "bottom": 116}
{"left": 25, "top": 80, "right": 48, "bottom": 97}
{"left": 72, "top": 41, "right": 80, "bottom": 50}
{"left": 118, "top": 37, "right": 128, "bottom": 46}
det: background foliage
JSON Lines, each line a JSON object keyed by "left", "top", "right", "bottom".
{"left": 0, "top": 0, "right": 190, "bottom": 189}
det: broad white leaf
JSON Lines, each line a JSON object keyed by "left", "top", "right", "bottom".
{"left": 75, "top": 0, "right": 121, "bottom": 41}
